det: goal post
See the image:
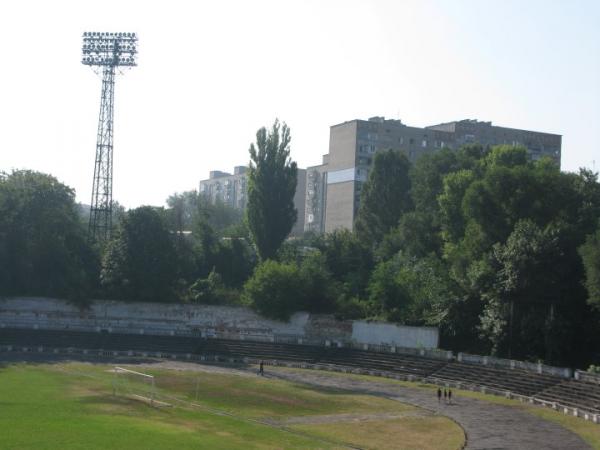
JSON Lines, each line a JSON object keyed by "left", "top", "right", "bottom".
{"left": 113, "top": 366, "right": 156, "bottom": 405}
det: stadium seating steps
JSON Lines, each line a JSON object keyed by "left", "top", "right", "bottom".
{"left": 2, "top": 327, "right": 599, "bottom": 414}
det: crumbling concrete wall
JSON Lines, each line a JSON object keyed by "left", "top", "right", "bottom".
{"left": 0, "top": 297, "right": 438, "bottom": 348}
{"left": 352, "top": 320, "right": 438, "bottom": 348}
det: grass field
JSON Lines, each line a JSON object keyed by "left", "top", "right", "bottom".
{"left": 0, "top": 362, "right": 464, "bottom": 449}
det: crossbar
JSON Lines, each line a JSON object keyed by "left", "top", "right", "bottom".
{"left": 114, "top": 366, "right": 154, "bottom": 379}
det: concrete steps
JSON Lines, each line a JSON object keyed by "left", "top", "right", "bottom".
{"left": 428, "top": 362, "right": 561, "bottom": 396}
{"left": 3, "top": 327, "right": 598, "bottom": 416}
{"left": 537, "top": 380, "right": 600, "bottom": 413}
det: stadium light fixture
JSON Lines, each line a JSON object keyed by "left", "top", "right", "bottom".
{"left": 82, "top": 31, "right": 137, "bottom": 241}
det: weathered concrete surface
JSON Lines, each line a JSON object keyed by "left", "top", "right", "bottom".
{"left": 0, "top": 297, "right": 438, "bottom": 348}
{"left": 352, "top": 320, "right": 438, "bottom": 349}
{"left": 267, "top": 369, "right": 591, "bottom": 450}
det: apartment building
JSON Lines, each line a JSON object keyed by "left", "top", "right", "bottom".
{"left": 306, "top": 117, "right": 561, "bottom": 233}
{"left": 199, "top": 166, "right": 307, "bottom": 236}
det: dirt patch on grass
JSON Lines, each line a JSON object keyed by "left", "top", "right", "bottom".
{"left": 265, "top": 410, "right": 431, "bottom": 426}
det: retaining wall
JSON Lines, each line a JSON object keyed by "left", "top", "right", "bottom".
{"left": 0, "top": 297, "right": 439, "bottom": 349}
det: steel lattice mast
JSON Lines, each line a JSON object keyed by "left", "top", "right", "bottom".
{"left": 82, "top": 32, "right": 137, "bottom": 241}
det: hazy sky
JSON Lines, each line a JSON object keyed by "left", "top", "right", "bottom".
{"left": 1, "top": 0, "right": 599, "bottom": 208}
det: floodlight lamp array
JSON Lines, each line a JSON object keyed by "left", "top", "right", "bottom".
{"left": 81, "top": 32, "right": 138, "bottom": 67}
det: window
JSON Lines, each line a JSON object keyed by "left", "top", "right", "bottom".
{"left": 359, "top": 144, "right": 376, "bottom": 153}
{"left": 409, "top": 138, "right": 415, "bottom": 145}
{"left": 398, "top": 137, "right": 404, "bottom": 144}
{"left": 422, "top": 139, "right": 427, "bottom": 148}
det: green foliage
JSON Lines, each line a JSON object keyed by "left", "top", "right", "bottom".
{"left": 580, "top": 221, "right": 600, "bottom": 307}
{"left": 368, "top": 257, "right": 411, "bottom": 321}
{"left": 378, "top": 211, "right": 441, "bottom": 259}
{"left": 242, "top": 260, "right": 303, "bottom": 320}
{"left": 410, "top": 148, "right": 461, "bottom": 215}
{"left": 243, "top": 251, "right": 337, "bottom": 320}
{"left": 314, "top": 229, "right": 374, "bottom": 298}
{"left": 101, "top": 206, "right": 178, "bottom": 302}
{"left": 167, "top": 190, "right": 243, "bottom": 235}
{"left": 213, "top": 238, "right": 256, "bottom": 288}
{"left": 0, "top": 170, "right": 98, "bottom": 301}
{"left": 588, "top": 365, "right": 600, "bottom": 374}
{"left": 479, "top": 220, "right": 566, "bottom": 359}
{"left": 189, "top": 269, "right": 240, "bottom": 305}
{"left": 438, "top": 169, "right": 476, "bottom": 244}
{"left": 355, "top": 149, "right": 412, "bottom": 245}
{"left": 246, "top": 120, "right": 298, "bottom": 261}
{"left": 365, "top": 144, "right": 600, "bottom": 364}
{"left": 298, "top": 251, "right": 337, "bottom": 314}
{"left": 368, "top": 252, "right": 462, "bottom": 327}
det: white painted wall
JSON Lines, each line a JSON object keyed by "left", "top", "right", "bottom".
{"left": 0, "top": 297, "right": 438, "bottom": 349}
{"left": 352, "top": 321, "right": 438, "bottom": 348}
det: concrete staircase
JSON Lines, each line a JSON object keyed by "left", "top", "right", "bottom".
{"left": 427, "top": 361, "right": 562, "bottom": 396}
{"left": 2, "top": 327, "right": 598, "bottom": 416}
{"left": 536, "top": 380, "right": 600, "bottom": 413}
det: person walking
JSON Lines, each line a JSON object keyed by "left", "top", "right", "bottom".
{"left": 443, "top": 389, "right": 447, "bottom": 404}
{"left": 437, "top": 387, "right": 442, "bottom": 404}
{"left": 448, "top": 389, "right": 452, "bottom": 405}
{"left": 259, "top": 360, "right": 264, "bottom": 376}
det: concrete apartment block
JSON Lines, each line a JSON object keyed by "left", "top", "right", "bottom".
{"left": 199, "top": 166, "right": 307, "bottom": 237}
{"left": 304, "top": 157, "right": 328, "bottom": 234}
{"left": 309, "top": 116, "right": 561, "bottom": 233}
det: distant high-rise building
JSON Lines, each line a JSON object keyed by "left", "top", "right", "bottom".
{"left": 199, "top": 166, "right": 306, "bottom": 236}
{"left": 306, "top": 117, "right": 561, "bottom": 233}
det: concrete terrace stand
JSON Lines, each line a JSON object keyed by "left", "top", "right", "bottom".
{"left": 0, "top": 297, "right": 438, "bottom": 349}
{"left": 0, "top": 349, "right": 591, "bottom": 450}
{"left": 1, "top": 297, "right": 600, "bottom": 427}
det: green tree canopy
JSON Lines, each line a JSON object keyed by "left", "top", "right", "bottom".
{"left": 355, "top": 149, "right": 412, "bottom": 245}
{"left": 0, "top": 170, "right": 98, "bottom": 301}
{"left": 580, "top": 221, "right": 600, "bottom": 308}
{"left": 314, "top": 229, "right": 374, "bottom": 298}
{"left": 246, "top": 120, "right": 298, "bottom": 260}
{"left": 242, "top": 260, "right": 302, "bottom": 320}
{"left": 101, "top": 206, "right": 178, "bottom": 302}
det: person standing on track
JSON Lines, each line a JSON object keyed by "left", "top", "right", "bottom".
{"left": 437, "top": 387, "right": 442, "bottom": 404}
{"left": 259, "top": 360, "right": 264, "bottom": 376}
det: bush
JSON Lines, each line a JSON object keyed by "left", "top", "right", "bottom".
{"left": 242, "top": 260, "right": 302, "bottom": 320}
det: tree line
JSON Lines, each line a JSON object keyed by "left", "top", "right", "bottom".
{"left": 1, "top": 122, "right": 600, "bottom": 368}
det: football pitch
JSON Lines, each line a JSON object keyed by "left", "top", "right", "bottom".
{"left": 0, "top": 361, "right": 464, "bottom": 449}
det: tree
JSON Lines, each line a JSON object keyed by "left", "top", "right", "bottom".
{"left": 355, "top": 149, "right": 412, "bottom": 245}
{"left": 188, "top": 268, "right": 239, "bottom": 305}
{"left": 101, "top": 206, "right": 178, "bottom": 302}
{"left": 298, "top": 251, "right": 337, "bottom": 314}
{"left": 0, "top": 170, "right": 98, "bottom": 301}
{"left": 314, "top": 229, "right": 374, "bottom": 298}
{"left": 246, "top": 120, "right": 298, "bottom": 260}
{"left": 166, "top": 190, "right": 244, "bottom": 236}
{"left": 479, "top": 220, "right": 576, "bottom": 362}
{"left": 580, "top": 222, "right": 600, "bottom": 308}
{"left": 242, "top": 260, "right": 302, "bottom": 320}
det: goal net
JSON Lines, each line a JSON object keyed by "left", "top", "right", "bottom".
{"left": 112, "top": 366, "right": 168, "bottom": 407}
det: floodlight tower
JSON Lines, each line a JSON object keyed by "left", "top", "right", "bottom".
{"left": 82, "top": 31, "right": 137, "bottom": 241}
